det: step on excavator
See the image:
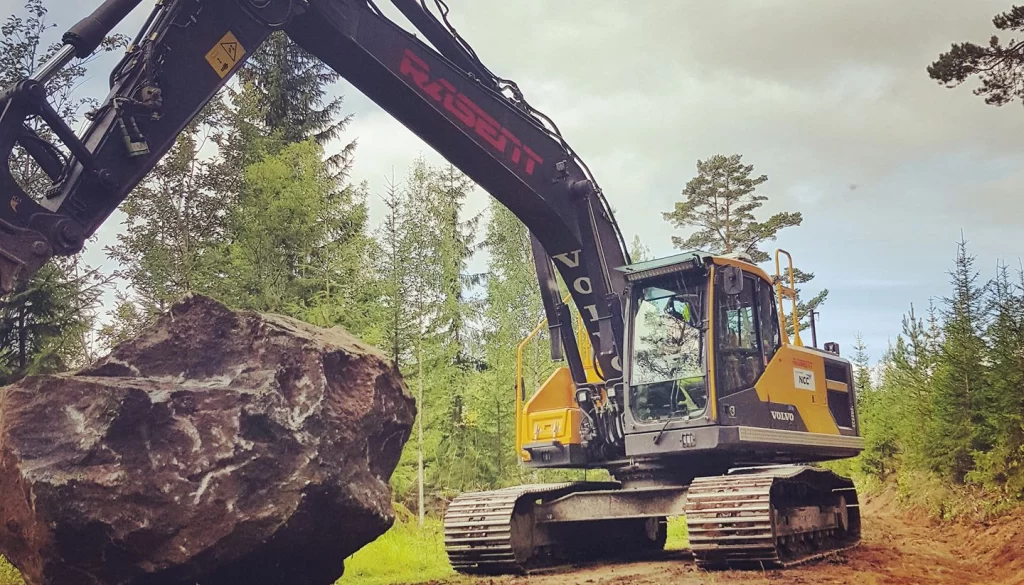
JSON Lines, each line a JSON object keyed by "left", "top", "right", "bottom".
{"left": 0, "top": 0, "right": 862, "bottom": 573}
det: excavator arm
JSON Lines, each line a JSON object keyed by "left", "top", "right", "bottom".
{"left": 0, "top": 0, "right": 630, "bottom": 446}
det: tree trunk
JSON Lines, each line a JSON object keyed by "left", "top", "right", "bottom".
{"left": 418, "top": 331, "right": 425, "bottom": 527}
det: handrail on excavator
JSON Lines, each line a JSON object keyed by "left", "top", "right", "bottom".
{"left": 774, "top": 249, "right": 803, "bottom": 347}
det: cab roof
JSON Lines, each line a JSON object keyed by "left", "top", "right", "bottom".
{"left": 615, "top": 251, "right": 713, "bottom": 282}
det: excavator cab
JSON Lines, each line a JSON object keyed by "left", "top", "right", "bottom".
{"left": 620, "top": 250, "right": 862, "bottom": 464}
{"left": 517, "top": 249, "right": 862, "bottom": 470}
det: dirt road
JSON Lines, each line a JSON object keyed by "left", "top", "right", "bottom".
{"left": 433, "top": 492, "right": 1024, "bottom": 585}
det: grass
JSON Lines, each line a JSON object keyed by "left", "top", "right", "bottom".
{"left": 339, "top": 515, "right": 689, "bottom": 585}
{"left": 0, "top": 556, "right": 23, "bottom": 585}
{"left": 337, "top": 517, "right": 459, "bottom": 585}
{"left": 665, "top": 515, "right": 689, "bottom": 550}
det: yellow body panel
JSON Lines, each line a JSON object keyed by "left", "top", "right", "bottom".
{"left": 706, "top": 265, "right": 719, "bottom": 422}
{"left": 576, "top": 315, "right": 604, "bottom": 384}
{"left": 754, "top": 344, "right": 841, "bottom": 435}
{"left": 518, "top": 367, "right": 582, "bottom": 461}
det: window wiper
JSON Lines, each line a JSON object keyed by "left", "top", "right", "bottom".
{"left": 652, "top": 408, "right": 689, "bottom": 445}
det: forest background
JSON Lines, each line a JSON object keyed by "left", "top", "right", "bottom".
{"left": 2, "top": 2, "right": 1024, "bottom": 583}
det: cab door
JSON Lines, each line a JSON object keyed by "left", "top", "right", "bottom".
{"left": 714, "top": 270, "right": 781, "bottom": 428}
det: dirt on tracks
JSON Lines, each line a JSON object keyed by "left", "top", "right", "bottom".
{"left": 432, "top": 491, "right": 1024, "bottom": 585}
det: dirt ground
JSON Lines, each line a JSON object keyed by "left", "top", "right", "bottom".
{"left": 432, "top": 491, "right": 1024, "bottom": 585}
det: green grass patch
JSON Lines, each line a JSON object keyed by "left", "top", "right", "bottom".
{"left": 665, "top": 515, "right": 688, "bottom": 551}
{"left": 337, "top": 517, "right": 459, "bottom": 585}
{"left": 0, "top": 556, "right": 23, "bottom": 585}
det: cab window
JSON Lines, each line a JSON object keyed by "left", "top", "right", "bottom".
{"left": 757, "top": 279, "right": 781, "bottom": 363}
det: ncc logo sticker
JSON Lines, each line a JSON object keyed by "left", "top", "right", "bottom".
{"left": 793, "top": 368, "right": 815, "bottom": 391}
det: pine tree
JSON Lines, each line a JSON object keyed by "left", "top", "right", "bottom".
{"left": 928, "top": 6, "right": 1024, "bottom": 108}
{"left": 663, "top": 154, "right": 827, "bottom": 325}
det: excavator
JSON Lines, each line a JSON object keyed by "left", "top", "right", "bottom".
{"left": 0, "top": 0, "right": 863, "bottom": 573}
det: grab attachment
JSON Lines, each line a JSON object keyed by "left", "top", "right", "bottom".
{"left": 0, "top": 0, "right": 143, "bottom": 293}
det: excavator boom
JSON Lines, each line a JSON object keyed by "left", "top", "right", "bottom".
{"left": 0, "top": 0, "right": 627, "bottom": 391}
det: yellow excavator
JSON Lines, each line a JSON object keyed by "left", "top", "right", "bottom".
{"left": 0, "top": 0, "right": 861, "bottom": 573}
{"left": 444, "top": 250, "right": 862, "bottom": 572}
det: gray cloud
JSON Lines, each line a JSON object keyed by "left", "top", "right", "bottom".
{"left": 14, "top": 0, "right": 1023, "bottom": 361}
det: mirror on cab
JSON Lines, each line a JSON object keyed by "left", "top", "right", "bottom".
{"left": 722, "top": 265, "right": 744, "bottom": 296}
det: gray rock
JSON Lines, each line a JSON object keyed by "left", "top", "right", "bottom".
{"left": 0, "top": 295, "right": 415, "bottom": 585}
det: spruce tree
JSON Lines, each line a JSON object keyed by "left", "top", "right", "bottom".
{"left": 480, "top": 201, "right": 546, "bottom": 485}
{"left": 851, "top": 333, "right": 873, "bottom": 395}
{"left": 203, "top": 31, "right": 370, "bottom": 330}
{"left": 629, "top": 234, "right": 652, "bottom": 263}
{"left": 234, "top": 31, "right": 355, "bottom": 176}
{"left": 927, "top": 237, "right": 991, "bottom": 483}
{"left": 971, "top": 262, "right": 1024, "bottom": 493}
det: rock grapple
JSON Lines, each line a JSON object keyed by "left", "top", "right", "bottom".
{"left": 0, "top": 294, "right": 415, "bottom": 585}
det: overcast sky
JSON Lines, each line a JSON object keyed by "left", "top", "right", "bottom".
{"left": 9, "top": 0, "right": 1024, "bottom": 361}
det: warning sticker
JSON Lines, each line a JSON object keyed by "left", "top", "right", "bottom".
{"left": 793, "top": 367, "right": 816, "bottom": 391}
{"left": 205, "top": 31, "right": 245, "bottom": 78}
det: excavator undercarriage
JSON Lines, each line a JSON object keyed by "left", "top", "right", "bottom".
{"left": 444, "top": 465, "right": 859, "bottom": 574}
{"left": 685, "top": 466, "right": 860, "bottom": 569}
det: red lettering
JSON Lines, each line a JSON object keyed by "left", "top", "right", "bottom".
{"left": 501, "top": 128, "right": 522, "bottom": 165}
{"left": 399, "top": 49, "right": 430, "bottom": 89}
{"left": 421, "top": 79, "right": 444, "bottom": 101}
{"left": 442, "top": 82, "right": 475, "bottom": 127}
{"left": 399, "top": 48, "right": 544, "bottom": 177}
{"left": 523, "top": 146, "right": 542, "bottom": 175}
{"left": 464, "top": 100, "right": 504, "bottom": 151}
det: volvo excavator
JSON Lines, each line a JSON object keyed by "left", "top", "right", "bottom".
{"left": 0, "top": 0, "right": 863, "bottom": 573}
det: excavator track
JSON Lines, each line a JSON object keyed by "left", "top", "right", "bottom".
{"left": 444, "top": 481, "right": 664, "bottom": 574}
{"left": 443, "top": 483, "right": 577, "bottom": 574}
{"left": 685, "top": 466, "right": 860, "bottom": 570}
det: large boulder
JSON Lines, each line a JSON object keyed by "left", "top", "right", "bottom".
{"left": 0, "top": 295, "right": 415, "bottom": 585}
